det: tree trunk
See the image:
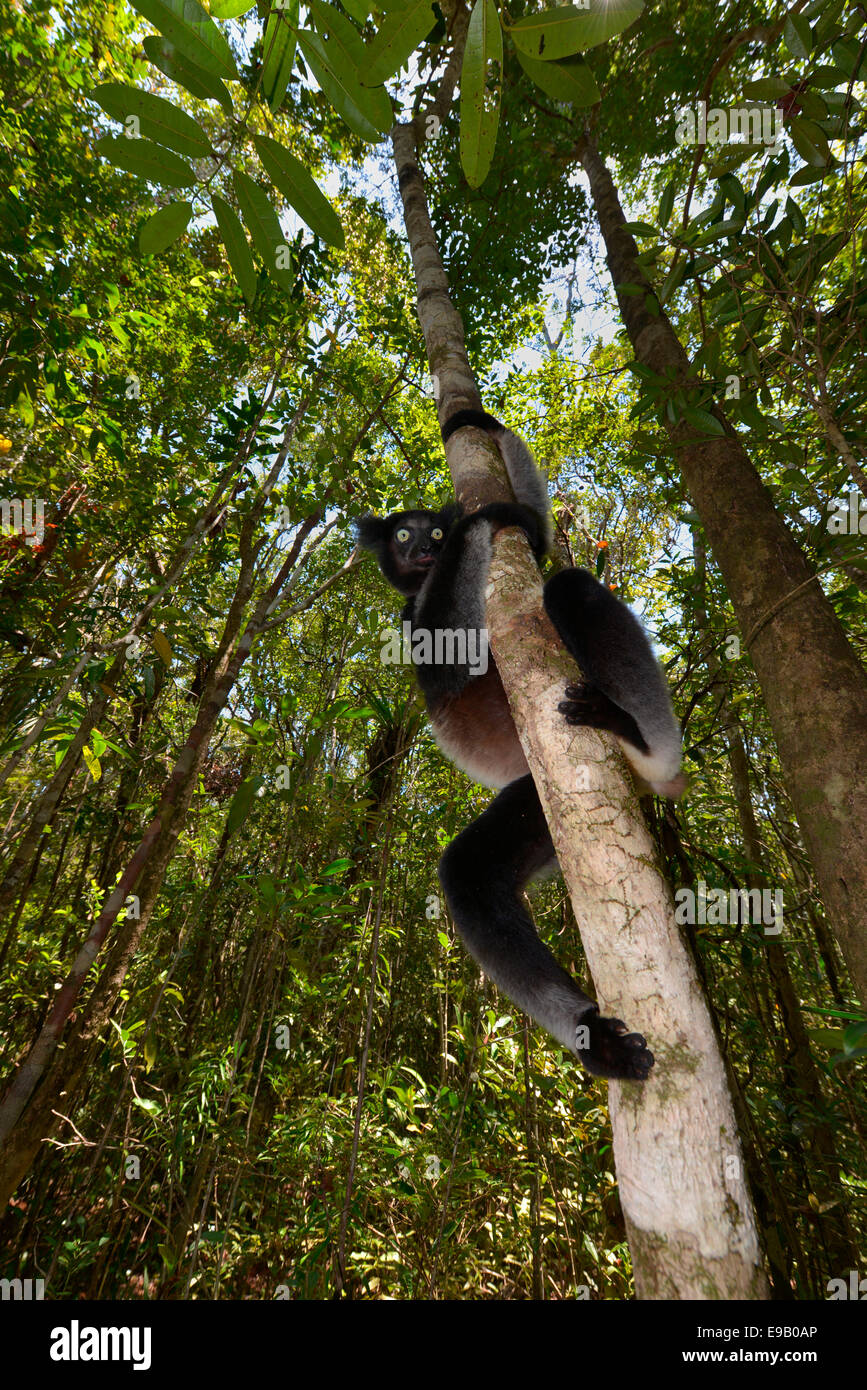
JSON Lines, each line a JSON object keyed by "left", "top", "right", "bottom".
{"left": 390, "top": 118, "right": 767, "bottom": 1299}
{"left": 692, "top": 531, "right": 858, "bottom": 1275}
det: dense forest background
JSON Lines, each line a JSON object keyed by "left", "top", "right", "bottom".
{"left": 0, "top": 0, "right": 865, "bottom": 1300}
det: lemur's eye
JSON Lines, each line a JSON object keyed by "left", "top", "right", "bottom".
{"left": 395, "top": 527, "right": 410, "bottom": 543}
{"left": 431, "top": 528, "right": 443, "bottom": 540}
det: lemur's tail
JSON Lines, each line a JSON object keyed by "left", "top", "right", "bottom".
{"left": 442, "top": 409, "right": 554, "bottom": 553}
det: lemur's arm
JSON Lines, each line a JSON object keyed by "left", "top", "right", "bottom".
{"left": 409, "top": 505, "right": 542, "bottom": 703}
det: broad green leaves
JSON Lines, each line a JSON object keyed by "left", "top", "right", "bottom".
{"left": 253, "top": 135, "right": 344, "bottom": 248}
{"left": 128, "top": 0, "right": 238, "bottom": 80}
{"left": 211, "top": 195, "right": 258, "bottom": 306}
{"left": 139, "top": 200, "right": 193, "bottom": 254}
{"left": 92, "top": 83, "right": 212, "bottom": 159}
{"left": 783, "top": 14, "right": 813, "bottom": 61}
{"left": 91, "top": 2, "right": 351, "bottom": 281}
{"left": 226, "top": 775, "right": 265, "bottom": 835}
{"left": 141, "top": 36, "right": 234, "bottom": 116}
{"left": 209, "top": 0, "right": 257, "bottom": 17}
{"left": 95, "top": 135, "right": 196, "bottom": 187}
{"left": 233, "top": 170, "right": 294, "bottom": 292}
{"left": 460, "top": 0, "right": 502, "bottom": 188}
{"left": 361, "top": 0, "right": 438, "bottom": 87}
{"left": 514, "top": 50, "right": 599, "bottom": 106}
{"left": 298, "top": 11, "right": 393, "bottom": 142}
{"left": 509, "top": 0, "right": 643, "bottom": 62}
{"left": 263, "top": 0, "right": 300, "bottom": 113}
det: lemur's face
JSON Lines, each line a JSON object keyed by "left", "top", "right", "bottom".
{"left": 381, "top": 508, "right": 458, "bottom": 594}
{"left": 390, "top": 513, "right": 447, "bottom": 571}
{"left": 356, "top": 505, "right": 461, "bottom": 596}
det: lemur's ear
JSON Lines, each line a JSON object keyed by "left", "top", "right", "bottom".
{"left": 355, "top": 515, "right": 389, "bottom": 550}
{"left": 437, "top": 503, "right": 463, "bottom": 529}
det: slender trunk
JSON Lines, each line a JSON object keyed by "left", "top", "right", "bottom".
{"left": 0, "top": 651, "right": 126, "bottom": 919}
{"left": 693, "top": 532, "right": 858, "bottom": 1274}
{"left": 390, "top": 120, "right": 766, "bottom": 1298}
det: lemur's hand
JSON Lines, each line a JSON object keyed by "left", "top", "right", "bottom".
{"left": 471, "top": 503, "right": 545, "bottom": 557}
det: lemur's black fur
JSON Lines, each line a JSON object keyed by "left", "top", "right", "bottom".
{"left": 357, "top": 409, "right": 684, "bottom": 1080}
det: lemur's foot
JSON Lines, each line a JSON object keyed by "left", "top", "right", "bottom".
{"left": 576, "top": 1008, "right": 654, "bottom": 1081}
{"left": 558, "top": 682, "right": 649, "bottom": 754}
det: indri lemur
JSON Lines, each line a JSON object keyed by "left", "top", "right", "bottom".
{"left": 358, "top": 410, "right": 683, "bottom": 1080}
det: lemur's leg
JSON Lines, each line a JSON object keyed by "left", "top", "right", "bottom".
{"left": 543, "top": 568, "right": 683, "bottom": 796}
{"left": 438, "top": 774, "right": 655, "bottom": 1080}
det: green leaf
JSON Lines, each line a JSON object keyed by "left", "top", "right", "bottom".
{"left": 514, "top": 49, "right": 599, "bottom": 105}
{"left": 226, "top": 775, "right": 261, "bottom": 834}
{"left": 233, "top": 170, "right": 294, "bottom": 290}
{"left": 657, "top": 257, "right": 686, "bottom": 306}
{"left": 139, "top": 200, "right": 193, "bottom": 254}
{"left": 263, "top": 0, "right": 299, "bottom": 113}
{"left": 142, "top": 35, "right": 234, "bottom": 115}
{"left": 212, "top": 194, "right": 258, "bottom": 306}
{"left": 742, "top": 77, "right": 791, "bottom": 100}
{"left": 91, "top": 82, "right": 212, "bottom": 158}
{"left": 133, "top": 1097, "right": 162, "bottom": 1117}
{"left": 252, "top": 134, "right": 344, "bottom": 247}
{"left": 128, "top": 0, "right": 238, "bottom": 80}
{"left": 210, "top": 0, "right": 257, "bottom": 16}
{"left": 460, "top": 0, "right": 502, "bottom": 188}
{"left": 693, "top": 217, "right": 745, "bottom": 245}
{"left": 658, "top": 178, "right": 676, "bottom": 228}
{"left": 95, "top": 135, "right": 196, "bottom": 187}
{"left": 322, "top": 857, "right": 351, "bottom": 875}
{"left": 305, "top": 4, "right": 394, "bottom": 127}
{"left": 509, "top": 0, "right": 643, "bottom": 61}
{"left": 622, "top": 220, "right": 658, "bottom": 236}
{"left": 718, "top": 172, "right": 747, "bottom": 213}
{"left": 788, "top": 114, "right": 831, "bottom": 165}
{"left": 784, "top": 14, "right": 812, "bottom": 60}
{"left": 257, "top": 872, "right": 278, "bottom": 905}
{"left": 361, "top": 0, "right": 438, "bottom": 87}
{"left": 297, "top": 31, "right": 390, "bottom": 141}
{"left": 789, "top": 163, "right": 826, "bottom": 187}
{"left": 809, "top": 63, "right": 848, "bottom": 89}
{"left": 683, "top": 406, "right": 724, "bottom": 436}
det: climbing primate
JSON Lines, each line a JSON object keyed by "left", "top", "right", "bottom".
{"left": 357, "top": 409, "right": 684, "bottom": 1080}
